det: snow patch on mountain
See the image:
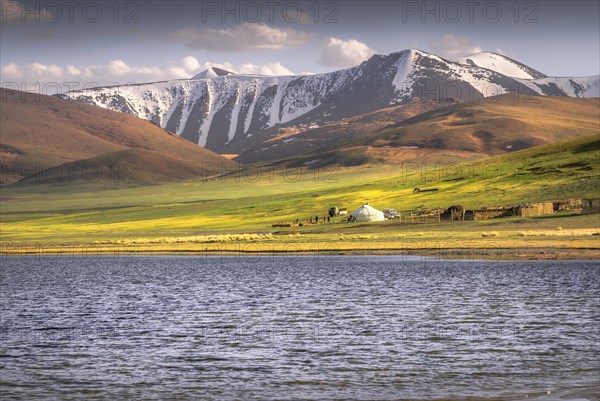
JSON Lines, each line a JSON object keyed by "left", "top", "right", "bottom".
{"left": 516, "top": 76, "right": 600, "bottom": 98}
{"left": 197, "top": 81, "right": 214, "bottom": 147}
{"left": 458, "top": 52, "right": 546, "bottom": 80}
{"left": 391, "top": 49, "right": 416, "bottom": 99}
{"left": 243, "top": 83, "right": 260, "bottom": 136}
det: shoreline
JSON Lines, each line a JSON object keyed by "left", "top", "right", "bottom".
{"left": 2, "top": 247, "right": 599, "bottom": 261}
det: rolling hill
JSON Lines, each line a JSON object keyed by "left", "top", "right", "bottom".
{"left": 228, "top": 97, "right": 458, "bottom": 163}
{"left": 0, "top": 89, "right": 237, "bottom": 185}
{"left": 274, "top": 95, "right": 600, "bottom": 168}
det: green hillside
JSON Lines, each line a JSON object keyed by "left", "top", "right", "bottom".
{"left": 1, "top": 134, "right": 598, "bottom": 248}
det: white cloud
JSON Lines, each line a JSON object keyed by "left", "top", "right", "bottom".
{"left": 172, "top": 23, "right": 309, "bottom": 52}
{"left": 236, "top": 62, "right": 294, "bottom": 76}
{"left": 186, "top": 60, "right": 295, "bottom": 76}
{"left": 318, "top": 37, "right": 377, "bottom": 68}
{"left": 1, "top": 58, "right": 192, "bottom": 86}
{"left": 429, "top": 34, "right": 482, "bottom": 61}
{"left": 1, "top": 57, "right": 296, "bottom": 93}
{"left": 181, "top": 56, "right": 200, "bottom": 72}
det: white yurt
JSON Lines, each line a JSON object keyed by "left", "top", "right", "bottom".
{"left": 350, "top": 204, "right": 385, "bottom": 222}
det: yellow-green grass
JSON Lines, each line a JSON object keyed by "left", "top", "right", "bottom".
{"left": 1, "top": 135, "right": 599, "bottom": 251}
{"left": 2, "top": 216, "right": 599, "bottom": 258}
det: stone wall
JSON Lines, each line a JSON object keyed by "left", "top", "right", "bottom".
{"left": 518, "top": 202, "right": 554, "bottom": 217}
{"left": 553, "top": 199, "right": 583, "bottom": 212}
{"left": 438, "top": 199, "right": 594, "bottom": 222}
{"left": 464, "top": 206, "right": 518, "bottom": 220}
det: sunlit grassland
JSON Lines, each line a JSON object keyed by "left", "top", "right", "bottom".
{"left": 1, "top": 135, "right": 598, "bottom": 252}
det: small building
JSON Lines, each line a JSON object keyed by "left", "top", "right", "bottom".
{"left": 582, "top": 198, "right": 600, "bottom": 213}
{"left": 517, "top": 202, "right": 554, "bottom": 217}
{"left": 465, "top": 202, "right": 555, "bottom": 220}
{"left": 350, "top": 204, "right": 385, "bottom": 222}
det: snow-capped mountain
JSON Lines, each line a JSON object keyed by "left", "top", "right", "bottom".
{"left": 191, "top": 67, "right": 236, "bottom": 80}
{"left": 64, "top": 49, "right": 599, "bottom": 151}
{"left": 458, "top": 52, "right": 546, "bottom": 80}
{"left": 458, "top": 52, "right": 600, "bottom": 97}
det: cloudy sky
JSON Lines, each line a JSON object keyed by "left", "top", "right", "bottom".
{"left": 1, "top": 0, "right": 598, "bottom": 92}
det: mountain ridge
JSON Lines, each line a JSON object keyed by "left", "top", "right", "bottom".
{"left": 63, "top": 49, "right": 600, "bottom": 154}
{"left": 264, "top": 94, "right": 600, "bottom": 168}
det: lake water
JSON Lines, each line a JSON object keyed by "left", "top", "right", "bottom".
{"left": 1, "top": 255, "right": 598, "bottom": 400}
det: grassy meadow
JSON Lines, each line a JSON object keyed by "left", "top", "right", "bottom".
{"left": 1, "top": 134, "right": 599, "bottom": 257}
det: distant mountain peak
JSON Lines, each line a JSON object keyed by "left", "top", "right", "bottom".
{"left": 391, "top": 48, "right": 422, "bottom": 55}
{"left": 458, "top": 51, "right": 546, "bottom": 79}
{"left": 191, "top": 67, "right": 236, "bottom": 80}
